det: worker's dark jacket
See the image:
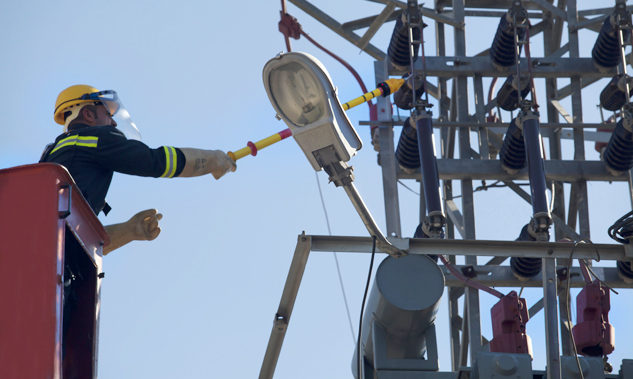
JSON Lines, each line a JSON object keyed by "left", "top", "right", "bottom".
{"left": 40, "top": 123, "right": 185, "bottom": 215}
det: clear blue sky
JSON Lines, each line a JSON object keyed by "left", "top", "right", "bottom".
{"left": 1, "top": 0, "right": 632, "bottom": 377}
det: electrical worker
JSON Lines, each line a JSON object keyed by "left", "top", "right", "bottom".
{"left": 40, "top": 84, "right": 237, "bottom": 253}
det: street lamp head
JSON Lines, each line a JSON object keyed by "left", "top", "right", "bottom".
{"left": 262, "top": 52, "right": 362, "bottom": 171}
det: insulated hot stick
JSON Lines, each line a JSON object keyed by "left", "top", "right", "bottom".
{"left": 227, "top": 129, "right": 292, "bottom": 161}
{"left": 342, "top": 78, "right": 405, "bottom": 111}
{"left": 227, "top": 79, "right": 405, "bottom": 161}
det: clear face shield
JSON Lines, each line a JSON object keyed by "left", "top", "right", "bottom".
{"left": 80, "top": 90, "right": 142, "bottom": 141}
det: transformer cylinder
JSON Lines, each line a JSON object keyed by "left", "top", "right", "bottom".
{"left": 387, "top": 11, "right": 420, "bottom": 71}
{"left": 489, "top": 12, "right": 526, "bottom": 69}
{"left": 352, "top": 254, "right": 444, "bottom": 376}
{"left": 592, "top": 15, "right": 631, "bottom": 71}
{"left": 500, "top": 118, "right": 527, "bottom": 174}
{"left": 395, "top": 117, "right": 420, "bottom": 172}
{"left": 603, "top": 118, "right": 633, "bottom": 175}
{"left": 497, "top": 74, "right": 531, "bottom": 111}
{"left": 600, "top": 74, "right": 633, "bottom": 111}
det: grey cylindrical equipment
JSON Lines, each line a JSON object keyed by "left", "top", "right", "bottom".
{"left": 351, "top": 254, "right": 444, "bottom": 378}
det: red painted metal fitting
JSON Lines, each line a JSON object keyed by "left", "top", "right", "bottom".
{"left": 279, "top": 12, "right": 301, "bottom": 40}
{"left": 490, "top": 291, "right": 533, "bottom": 357}
{"left": 572, "top": 280, "right": 615, "bottom": 356}
{"left": 486, "top": 113, "right": 500, "bottom": 123}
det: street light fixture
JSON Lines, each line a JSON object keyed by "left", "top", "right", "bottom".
{"left": 262, "top": 51, "right": 404, "bottom": 257}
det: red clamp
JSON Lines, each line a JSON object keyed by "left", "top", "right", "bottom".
{"left": 279, "top": 13, "right": 301, "bottom": 40}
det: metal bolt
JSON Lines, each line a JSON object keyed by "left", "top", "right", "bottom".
{"left": 547, "top": 249, "right": 554, "bottom": 255}
{"left": 548, "top": 278, "right": 554, "bottom": 283}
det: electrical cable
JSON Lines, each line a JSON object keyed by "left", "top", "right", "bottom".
{"left": 488, "top": 77, "right": 498, "bottom": 118}
{"left": 280, "top": 0, "right": 292, "bottom": 52}
{"left": 357, "top": 236, "right": 377, "bottom": 379}
{"left": 315, "top": 172, "right": 357, "bottom": 345}
{"left": 397, "top": 179, "right": 420, "bottom": 196}
{"left": 608, "top": 209, "right": 633, "bottom": 244}
{"left": 451, "top": 180, "right": 530, "bottom": 199}
{"left": 438, "top": 254, "right": 505, "bottom": 299}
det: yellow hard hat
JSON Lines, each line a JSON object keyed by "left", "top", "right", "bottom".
{"left": 54, "top": 84, "right": 102, "bottom": 125}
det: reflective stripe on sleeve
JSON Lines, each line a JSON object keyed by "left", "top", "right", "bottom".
{"left": 160, "top": 146, "right": 177, "bottom": 178}
{"left": 50, "top": 136, "right": 99, "bottom": 155}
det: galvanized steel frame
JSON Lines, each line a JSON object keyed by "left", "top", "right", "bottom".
{"left": 263, "top": 0, "right": 633, "bottom": 378}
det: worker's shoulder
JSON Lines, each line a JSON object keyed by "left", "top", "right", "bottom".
{"left": 82, "top": 125, "right": 127, "bottom": 140}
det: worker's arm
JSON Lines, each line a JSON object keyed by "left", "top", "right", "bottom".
{"left": 103, "top": 209, "right": 163, "bottom": 255}
{"left": 178, "top": 148, "right": 237, "bottom": 179}
{"left": 93, "top": 126, "right": 235, "bottom": 180}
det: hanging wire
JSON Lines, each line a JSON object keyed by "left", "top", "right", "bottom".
{"left": 357, "top": 236, "right": 377, "bottom": 379}
{"left": 315, "top": 172, "right": 357, "bottom": 345}
{"left": 397, "top": 179, "right": 420, "bottom": 196}
{"left": 450, "top": 180, "right": 530, "bottom": 199}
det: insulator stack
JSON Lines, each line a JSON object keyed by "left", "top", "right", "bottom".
{"left": 489, "top": 13, "right": 527, "bottom": 69}
{"left": 394, "top": 75, "right": 425, "bottom": 110}
{"left": 387, "top": 11, "right": 421, "bottom": 71}
{"left": 617, "top": 260, "right": 633, "bottom": 284}
{"left": 510, "top": 224, "right": 545, "bottom": 281}
{"left": 600, "top": 74, "right": 633, "bottom": 111}
{"left": 499, "top": 118, "right": 526, "bottom": 174}
{"left": 395, "top": 117, "right": 420, "bottom": 172}
{"left": 496, "top": 74, "right": 531, "bottom": 111}
{"left": 510, "top": 257, "right": 542, "bottom": 281}
{"left": 592, "top": 15, "right": 631, "bottom": 71}
{"left": 603, "top": 118, "right": 633, "bottom": 175}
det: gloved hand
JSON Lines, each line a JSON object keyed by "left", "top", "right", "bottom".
{"left": 129, "top": 209, "right": 163, "bottom": 241}
{"left": 178, "top": 148, "right": 237, "bottom": 179}
{"left": 103, "top": 209, "right": 163, "bottom": 255}
{"left": 209, "top": 150, "right": 237, "bottom": 179}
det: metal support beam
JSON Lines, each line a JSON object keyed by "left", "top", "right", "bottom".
{"left": 259, "top": 235, "right": 312, "bottom": 379}
{"left": 397, "top": 159, "right": 626, "bottom": 183}
{"left": 531, "top": 0, "right": 567, "bottom": 21}
{"left": 395, "top": 56, "right": 617, "bottom": 78}
{"left": 356, "top": 2, "right": 396, "bottom": 51}
{"left": 445, "top": 199, "right": 466, "bottom": 239}
{"left": 473, "top": 74, "right": 490, "bottom": 159}
{"left": 543, "top": 258, "right": 562, "bottom": 379}
{"left": 376, "top": 60, "right": 402, "bottom": 238}
{"left": 308, "top": 235, "right": 629, "bottom": 261}
{"left": 287, "top": 0, "right": 386, "bottom": 60}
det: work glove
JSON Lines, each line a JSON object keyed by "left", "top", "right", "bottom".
{"left": 129, "top": 209, "right": 163, "bottom": 241}
{"left": 209, "top": 150, "right": 237, "bottom": 179}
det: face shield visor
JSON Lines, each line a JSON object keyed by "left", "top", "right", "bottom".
{"left": 80, "top": 90, "right": 142, "bottom": 141}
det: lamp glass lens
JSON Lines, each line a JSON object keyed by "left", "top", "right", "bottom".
{"left": 269, "top": 62, "right": 326, "bottom": 127}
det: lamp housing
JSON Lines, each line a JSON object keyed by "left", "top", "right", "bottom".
{"left": 262, "top": 52, "right": 362, "bottom": 171}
